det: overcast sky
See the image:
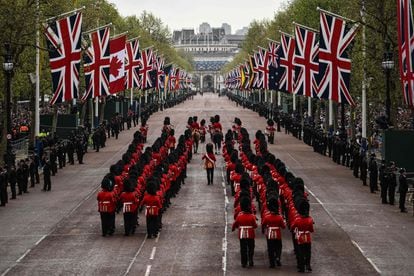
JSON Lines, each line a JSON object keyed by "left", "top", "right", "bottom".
{"left": 109, "top": 0, "right": 286, "bottom": 33}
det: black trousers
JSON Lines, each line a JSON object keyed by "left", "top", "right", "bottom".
{"left": 123, "top": 212, "right": 137, "bottom": 235}
{"left": 100, "top": 212, "right": 115, "bottom": 236}
{"left": 10, "top": 182, "right": 16, "bottom": 199}
{"left": 206, "top": 168, "right": 214, "bottom": 185}
{"left": 240, "top": 238, "right": 255, "bottom": 266}
{"left": 297, "top": 243, "right": 312, "bottom": 271}
{"left": 399, "top": 191, "right": 407, "bottom": 211}
{"left": 146, "top": 215, "right": 159, "bottom": 237}
{"left": 0, "top": 184, "right": 7, "bottom": 205}
{"left": 381, "top": 182, "right": 388, "bottom": 203}
{"left": 30, "top": 172, "right": 35, "bottom": 187}
{"left": 43, "top": 176, "right": 51, "bottom": 191}
{"left": 389, "top": 185, "right": 396, "bottom": 205}
{"left": 267, "top": 239, "right": 282, "bottom": 266}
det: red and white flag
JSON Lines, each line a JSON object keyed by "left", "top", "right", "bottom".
{"left": 109, "top": 35, "right": 126, "bottom": 94}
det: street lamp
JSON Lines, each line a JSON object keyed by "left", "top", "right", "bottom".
{"left": 3, "top": 43, "right": 14, "bottom": 166}
{"left": 381, "top": 44, "right": 394, "bottom": 126}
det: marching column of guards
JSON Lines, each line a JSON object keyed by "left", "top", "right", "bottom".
{"left": 97, "top": 116, "right": 192, "bottom": 238}
{"left": 223, "top": 118, "right": 314, "bottom": 272}
{"left": 227, "top": 93, "right": 409, "bottom": 213}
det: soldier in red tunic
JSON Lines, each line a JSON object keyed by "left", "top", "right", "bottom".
{"left": 232, "top": 197, "right": 258, "bottom": 268}
{"left": 291, "top": 201, "right": 314, "bottom": 273}
{"left": 141, "top": 181, "right": 162, "bottom": 238}
{"left": 97, "top": 177, "right": 117, "bottom": 237}
{"left": 199, "top": 119, "right": 207, "bottom": 143}
{"left": 262, "top": 197, "right": 286, "bottom": 267}
{"left": 119, "top": 178, "right": 139, "bottom": 236}
{"left": 139, "top": 118, "right": 149, "bottom": 143}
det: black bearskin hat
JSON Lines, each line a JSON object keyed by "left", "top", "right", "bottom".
{"left": 298, "top": 200, "right": 310, "bottom": 217}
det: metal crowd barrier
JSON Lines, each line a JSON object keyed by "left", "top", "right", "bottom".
{"left": 10, "top": 137, "right": 29, "bottom": 160}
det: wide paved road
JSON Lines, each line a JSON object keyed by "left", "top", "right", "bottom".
{"left": 1, "top": 93, "right": 413, "bottom": 275}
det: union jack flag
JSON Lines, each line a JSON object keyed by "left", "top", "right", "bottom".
{"left": 317, "top": 11, "right": 359, "bottom": 105}
{"left": 268, "top": 40, "right": 280, "bottom": 68}
{"left": 44, "top": 12, "right": 83, "bottom": 105}
{"left": 256, "top": 48, "right": 270, "bottom": 90}
{"left": 293, "top": 25, "right": 319, "bottom": 98}
{"left": 82, "top": 27, "right": 110, "bottom": 101}
{"left": 168, "top": 66, "right": 178, "bottom": 91}
{"left": 155, "top": 55, "right": 165, "bottom": 91}
{"left": 397, "top": 0, "right": 414, "bottom": 106}
{"left": 139, "top": 48, "right": 154, "bottom": 90}
{"left": 249, "top": 53, "right": 262, "bottom": 89}
{"left": 125, "top": 38, "right": 141, "bottom": 89}
{"left": 278, "top": 32, "right": 296, "bottom": 94}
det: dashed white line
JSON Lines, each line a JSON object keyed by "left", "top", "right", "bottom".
{"left": 16, "top": 249, "right": 30, "bottom": 263}
{"left": 305, "top": 186, "right": 341, "bottom": 227}
{"left": 352, "top": 240, "right": 381, "bottom": 274}
{"left": 123, "top": 236, "right": 147, "bottom": 276}
{"left": 35, "top": 235, "right": 46, "bottom": 245}
{"left": 222, "top": 177, "right": 228, "bottom": 275}
{"left": 306, "top": 185, "right": 381, "bottom": 274}
{"left": 0, "top": 267, "right": 12, "bottom": 276}
{"left": 2, "top": 141, "right": 133, "bottom": 276}
{"left": 144, "top": 265, "right": 152, "bottom": 276}
{"left": 150, "top": 247, "right": 156, "bottom": 260}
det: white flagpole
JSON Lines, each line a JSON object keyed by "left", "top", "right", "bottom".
{"left": 95, "top": 97, "right": 99, "bottom": 127}
{"left": 361, "top": 0, "right": 367, "bottom": 138}
{"left": 278, "top": 91, "right": 281, "bottom": 106}
{"left": 293, "top": 94, "right": 296, "bottom": 111}
{"left": 308, "top": 97, "right": 312, "bottom": 117}
{"left": 35, "top": 0, "right": 40, "bottom": 137}
{"left": 329, "top": 99, "right": 333, "bottom": 126}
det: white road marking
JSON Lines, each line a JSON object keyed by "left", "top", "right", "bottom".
{"left": 306, "top": 186, "right": 382, "bottom": 274}
{"left": 352, "top": 240, "right": 381, "bottom": 274}
{"left": 122, "top": 236, "right": 147, "bottom": 276}
{"left": 16, "top": 249, "right": 30, "bottom": 263}
{"left": 221, "top": 168, "right": 228, "bottom": 275}
{"left": 144, "top": 265, "right": 151, "bottom": 276}
{"left": 0, "top": 268, "right": 12, "bottom": 276}
{"left": 35, "top": 235, "right": 46, "bottom": 245}
{"left": 150, "top": 247, "right": 156, "bottom": 260}
{"left": 1, "top": 141, "right": 134, "bottom": 276}
{"left": 155, "top": 234, "right": 160, "bottom": 243}
{"left": 305, "top": 186, "right": 342, "bottom": 227}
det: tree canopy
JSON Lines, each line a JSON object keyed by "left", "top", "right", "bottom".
{"left": 0, "top": 0, "right": 193, "bottom": 102}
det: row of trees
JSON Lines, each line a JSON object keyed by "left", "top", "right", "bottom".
{"left": 0, "top": 0, "right": 193, "bottom": 104}
{"left": 223, "top": 0, "right": 406, "bottom": 128}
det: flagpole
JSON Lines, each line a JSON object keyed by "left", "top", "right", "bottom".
{"left": 83, "top": 23, "right": 112, "bottom": 36}
{"left": 308, "top": 97, "right": 312, "bottom": 117}
{"left": 126, "top": 36, "right": 140, "bottom": 42}
{"left": 110, "top": 31, "right": 128, "bottom": 39}
{"left": 130, "top": 88, "right": 133, "bottom": 106}
{"left": 329, "top": 99, "right": 333, "bottom": 126}
{"left": 278, "top": 91, "right": 281, "bottom": 106}
{"left": 293, "top": 93, "right": 296, "bottom": 111}
{"left": 316, "top": 7, "right": 356, "bottom": 23}
{"left": 45, "top": 6, "right": 85, "bottom": 22}
{"left": 94, "top": 15, "right": 100, "bottom": 128}
{"left": 361, "top": 0, "right": 367, "bottom": 138}
{"left": 35, "top": 0, "right": 40, "bottom": 137}
{"left": 292, "top": 22, "right": 319, "bottom": 33}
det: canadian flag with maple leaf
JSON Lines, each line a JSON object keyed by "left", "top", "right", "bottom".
{"left": 109, "top": 35, "right": 126, "bottom": 94}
